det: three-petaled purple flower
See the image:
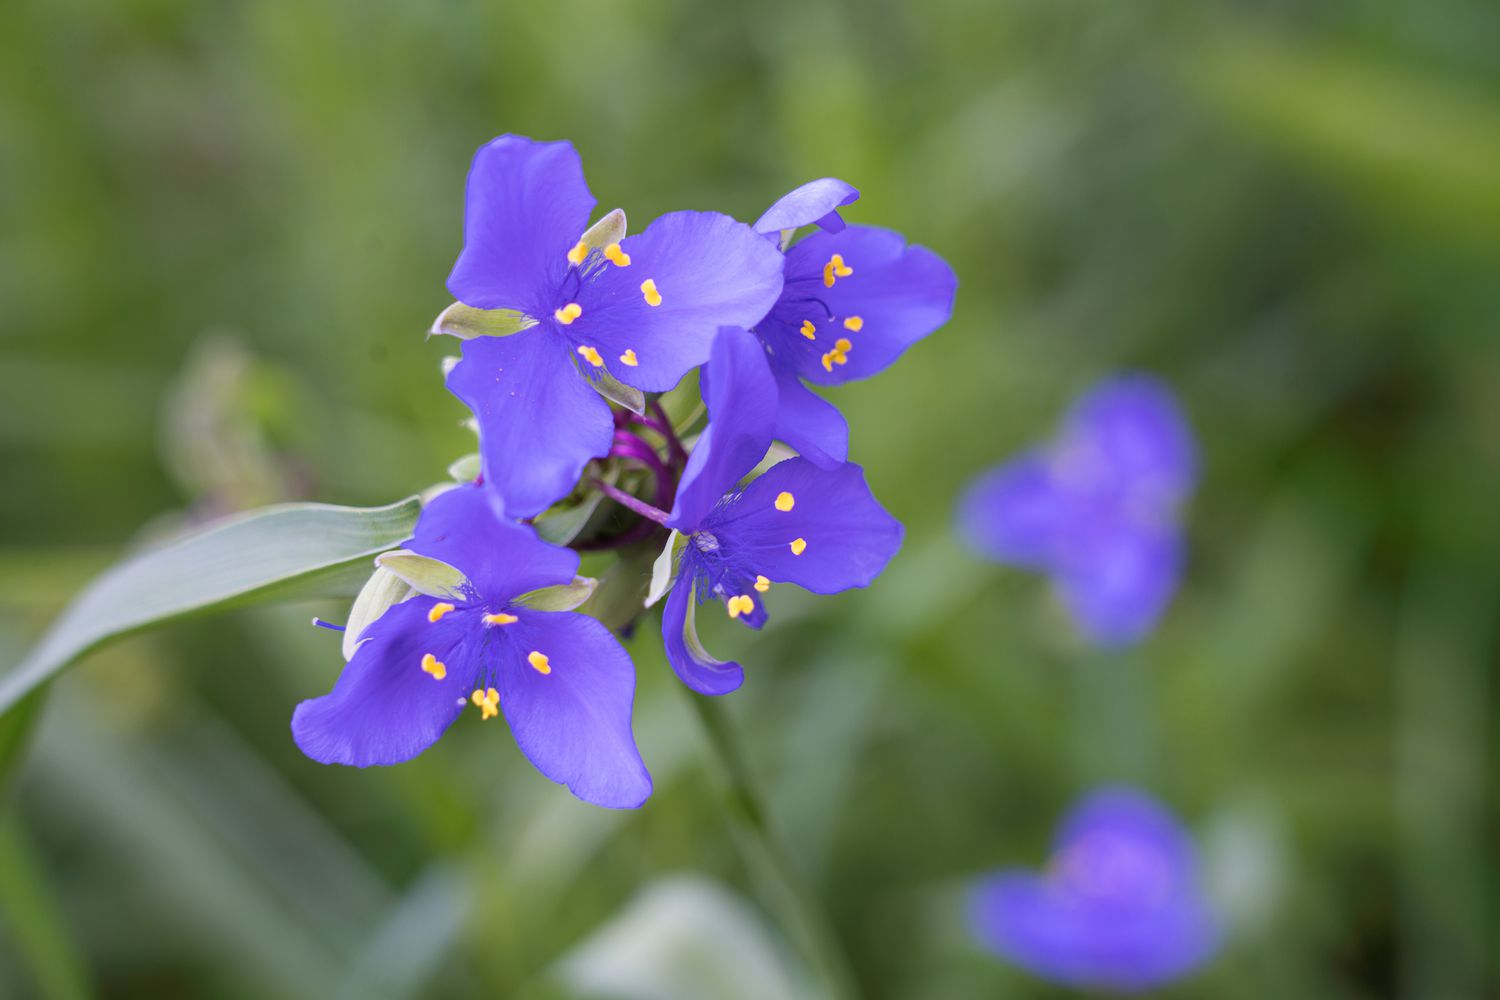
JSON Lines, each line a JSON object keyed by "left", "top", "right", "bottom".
{"left": 293, "top": 483, "right": 651, "bottom": 809}
{"left": 969, "top": 787, "right": 1220, "bottom": 992}
{"left": 658, "top": 326, "right": 903, "bottom": 695}
{"left": 958, "top": 374, "right": 1196, "bottom": 646}
{"left": 745, "top": 179, "right": 958, "bottom": 468}
{"left": 445, "top": 135, "right": 786, "bottom": 517}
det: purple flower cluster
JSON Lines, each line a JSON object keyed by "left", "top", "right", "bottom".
{"left": 292, "top": 135, "right": 956, "bottom": 808}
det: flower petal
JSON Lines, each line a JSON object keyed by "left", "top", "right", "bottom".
{"left": 1054, "top": 514, "right": 1184, "bottom": 648}
{"left": 666, "top": 327, "right": 777, "bottom": 532}
{"left": 292, "top": 597, "right": 476, "bottom": 767}
{"left": 706, "top": 458, "right": 902, "bottom": 595}
{"left": 956, "top": 452, "right": 1067, "bottom": 569}
{"left": 753, "top": 178, "right": 860, "bottom": 235}
{"left": 661, "top": 575, "right": 744, "bottom": 696}
{"left": 758, "top": 226, "right": 956, "bottom": 386}
{"left": 410, "top": 484, "right": 580, "bottom": 598}
{"left": 770, "top": 364, "right": 849, "bottom": 469}
{"left": 567, "top": 212, "right": 785, "bottom": 392}
{"left": 1055, "top": 787, "right": 1200, "bottom": 888}
{"left": 447, "top": 328, "right": 614, "bottom": 519}
{"left": 447, "top": 135, "right": 596, "bottom": 314}
{"left": 1057, "top": 374, "right": 1197, "bottom": 506}
{"left": 494, "top": 609, "right": 653, "bottom": 809}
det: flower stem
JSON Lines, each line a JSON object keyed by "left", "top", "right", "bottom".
{"left": 685, "top": 692, "right": 860, "bottom": 1000}
{"left": 591, "top": 478, "right": 670, "bottom": 524}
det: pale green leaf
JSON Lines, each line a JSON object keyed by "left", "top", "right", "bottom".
{"left": 0, "top": 497, "right": 421, "bottom": 717}
{"left": 374, "top": 549, "right": 466, "bottom": 600}
{"left": 514, "top": 576, "right": 598, "bottom": 612}
{"left": 341, "top": 566, "right": 412, "bottom": 660}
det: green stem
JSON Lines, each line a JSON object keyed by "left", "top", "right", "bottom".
{"left": 685, "top": 692, "right": 860, "bottom": 1000}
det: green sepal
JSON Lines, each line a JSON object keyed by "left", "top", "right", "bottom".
{"left": 428, "top": 302, "right": 536, "bottom": 341}
{"left": 646, "top": 530, "right": 684, "bottom": 608}
{"left": 373, "top": 549, "right": 467, "bottom": 600}
{"left": 341, "top": 566, "right": 412, "bottom": 660}
{"left": 585, "top": 367, "right": 647, "bottom": 415}
{"left": 447, "top": 453, "right": 481, "bottom": 484}
{"left": 513, "top": 576, "right": 598, "bottom": 612}
{"left": 579, "top": 207, "right": 627, "bottom": 250}
{"left": 533, "top": 466, "right": 617, "bottom": 546}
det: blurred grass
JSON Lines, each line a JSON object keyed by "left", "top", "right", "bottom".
{"left": 1, "top": 0, "right": 1497, "bottom": 997}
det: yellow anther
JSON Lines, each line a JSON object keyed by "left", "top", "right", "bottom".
{"left": 835, "top": 337, "right": 853, "bottom": 353}
{"left": 823, "top": 253, "right": 853, "bottom": 288}
{"left": 483, "top": 612, "right": 519, "bottom": 626}
{"left": 774, "top": 491, "right": 795, "bottom": 512}
{"left": 641, "top": 278, "right": 662, "bottom": 307}
{"left": 554, "top": 302, "right": 583, "bottom": 325}
{"left": 619, "top": 348, "right": 639, "bottom": 367}
{"left": 800, "top": 320, "right": 817, "bottom": 340}
{"left": 843, "top": 316, "right": 864, "bottom": 332}
{"left": 421, "top": 653, "right": 447, "bottom": 680}
{"left": 754, "top": 575, "right": 771, "bottom": 593}
{"left": 604, "top": 242, "right": 631, "bottom": 267}
{"left": 527, "top": 650, "right": 552, "bottom": 675}
{"left": 820, "top": 338, "right": 854, "bottom": 372}
{"left": 567, "top": 240, "right": 589, "bottom": 266}
{"left": 427, "top": 602, "right": 456, "bottom": 623}
{"left": 790, "top": 537, "right": 807, "bottom": 556}
{"left": 471, "top": 687, "right": 499, "bottom": 719}
{"left": 577, "top": 344, "right": 604, "bottom": 367}
{"left": 727, "top": 594, "right": 755, "bottom": 619}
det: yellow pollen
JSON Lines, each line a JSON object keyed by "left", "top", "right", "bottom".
{"left": 471, "top": 687, "right": 499, "bottom": 719}
{"left": 726, "top": 594, "right": 755, "bottom": 619}
{"left": 427, "top": 602, "right": 456, "bottom": 623}
{"left": 567, "top": 240, "right": 588, "bottom": 266}
{"left": 790, "top": 537, "right": 807, "bottom": 556}
{"left": 800, "top": 320, "right": 817, "bottom": 340}
{"left": 823, "top": 253, "right": 853, "bottom": 288}
{"left": 554, "top": 302, "right": 583, "bottom": 325}
{"left": 483, "top": 612, "right": 519, "bottom": 626}
{"left": 619, "top": 348, "right": 639, "bottom": 367}
{"left": 774, "top": 491, "right": 795, "bottom": 512}
{"left": 421, "top": 653, "right": 447, "bottom": 680}
{"left": 641, "top": 278, "right": 662, "bottom": 307}
{"left": 754, "top": 575, "right": 771, "bottom": 593}
{"left": 527, "top": 650, "right": 552, "bottom": 675}
{"left": 820, "top": 337, "right": 853, "bottom": 372}
{"left": 843, "top": 316, "right": 864, "bottom": 332}
{"left": 604, "top": 242, "right": 631, "bottom": 267}
{"left": 577, "top": 345, "right": 604, "bottom": 367}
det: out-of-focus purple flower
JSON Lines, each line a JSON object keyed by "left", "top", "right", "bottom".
{"left": 957, "top": 374, "right": 1196, "bottom": 647}
{"left": 658, "top": 327, "right": 903, "bottom": 695}
{"left": 293, "top": 484, "right": 651, "bottom": 809}
{"left": 446, "top": 135, "right": 785, "bottom": 518}
{"left": 969, "top": 787, "right": 1220, "bottom": 992}
{"left": 746, "top": 182, "right": 957, "bottom": 468}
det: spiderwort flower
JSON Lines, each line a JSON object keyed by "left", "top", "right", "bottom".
{"left": 293, "top": 483, "right": 652, "bottom": 809}
{"left": 445, "top": 135, "right": 785, "bottom": 517}
{"left": 969, "top": 787, "right": 1220, "bottom": 992}
{"left": 747, "top": 183, "right": 957, "bottom": 468}
{"left": 658, "top": 326, "right": 903, "bottom": 695}
{"left": 957, "top": 374, "right": 1197, "bottom": 647}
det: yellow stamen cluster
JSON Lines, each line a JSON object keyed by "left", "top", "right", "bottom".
{"left": 427, "top": 602, "right": 456, "bottom": 623}
{"left": 577, "top": 345, "right": 604, "bottom": 367}
{"left": 483, "top": 612, "right": 518, "bottom": 626}
{"left": 619, "top": 348, "right": 639, "bottom": 367}
{"left": 472, "top": 687, "right": 499, "bottom": 719}
{"left": 790, "top": 537, "right": 807, "bottom": 556}
{"left": 567, "top": 240, "right": 589, "bottom": 266}
{"left": 726, "top": 594, "right": 755, "bottom": 619}
{"left": 774, "top": 491, "right": 796, "bottom": 512}
{"left": 421, "top": 653, "right": 447, "bottom": 680}
{"left": 641, "top": 278, "right": 662, "bottom": 307}
{"left": 554, "top": 302, "right": 583, "bottom": 325}
{"left": 800, "top": 320, "right": 817, "bottom": 340}
{"left": 843, "top": 315, "right": 863, "bottom": 332}
{"left": 820, "top": 338, "right": 853, "bottom": 372}
{"left": 604, "top": 243, "right": 631, "bottom": 267}
{"left": 754, "top": 575, "right": 771, "bottom": 593}
{"left": 527, "top": 650, "right": 552, "bottom": 675}
{"left": 823, "top": 253, "right": 853, "bottom": 287}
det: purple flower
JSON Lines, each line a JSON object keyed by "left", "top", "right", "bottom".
{"left": 658, "top": 327, "right": 903, "bottom": 695}
{"left": 293, "top": 483, "right": 652, "bottom": 809}
{"left": 957, "top": 374, "right": 1197, "bottom": 647}
{"left": 747, "top": 182, "right": 957, "bottom": 468}
{"left": 969, "top": 787, "right": 1221, "bottom": 992}
{"left": 445, "top": 135, "right": 786, "bottom": 518}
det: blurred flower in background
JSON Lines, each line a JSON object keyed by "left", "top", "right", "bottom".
{"left": 969, "top": 786, "right": 1220, "bottom": 992}
{"left": 958, "top": 374, "right": 1196, "bottom": 646}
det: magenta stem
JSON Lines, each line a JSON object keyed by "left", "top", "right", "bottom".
{"left": 593, "top": 478, "right": 670, "bottom": 525}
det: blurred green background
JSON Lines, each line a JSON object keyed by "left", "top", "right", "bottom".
{"left": 1, "top": 0, "right": 1495, "bottom": 996}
